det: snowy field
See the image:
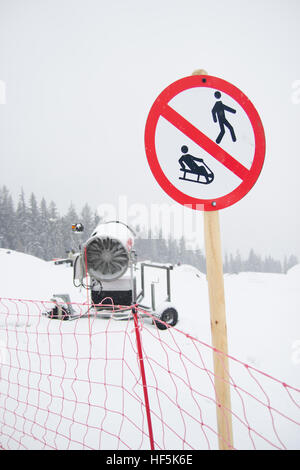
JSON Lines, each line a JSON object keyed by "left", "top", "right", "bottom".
{"left": 0, "top": 248, "right": 299, "bottom": 450}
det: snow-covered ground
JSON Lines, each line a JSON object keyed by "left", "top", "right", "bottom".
{"left": 0, "top": 249, "right": 299, "bottom": 450}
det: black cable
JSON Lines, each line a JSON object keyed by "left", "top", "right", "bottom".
{"left": 72, "top": 254, "right": 92, "bottom": 289}
{"left": 72, "top": 255, "right": 82, "bottom": 288}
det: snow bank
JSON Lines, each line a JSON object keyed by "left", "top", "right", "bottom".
{"left": 0, "top": 251, "right": 299, "bottom": 388}
{"left": 0, "top": 249, "right": 85, "bottom": 302}
{"left": 173, "top": 264, "right": 206, "bottom": 279}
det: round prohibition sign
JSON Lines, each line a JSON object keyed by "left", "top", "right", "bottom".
{"left": 144, "top": 75, "right": 266, "bottom": 211}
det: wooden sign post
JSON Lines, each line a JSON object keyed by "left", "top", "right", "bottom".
{"left": 204, "top": 210, "right": 233, "bottom": 449}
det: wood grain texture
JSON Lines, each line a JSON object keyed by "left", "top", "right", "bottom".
{"left": 204, "top": 210, "right": 233, "bottom": 450}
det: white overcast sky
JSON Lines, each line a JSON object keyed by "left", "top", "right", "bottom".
{"left": 0, "top": 0, "right": 299, "bottom": 259}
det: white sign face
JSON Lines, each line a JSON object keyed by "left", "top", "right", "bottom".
{"left": 145, "top": 75, "right": 265, "bottom": 211}
{"left": 156, "top": 87, "right": 255, "bottom": 199}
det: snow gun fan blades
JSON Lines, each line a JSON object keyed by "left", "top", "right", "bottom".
{"left": 83, "top": 222, "right": 134, "bottom": 282}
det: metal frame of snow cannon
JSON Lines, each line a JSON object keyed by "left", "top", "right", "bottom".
{"left": 47, "top": 221, "right": 179, "bottom": 330}
{"left": 88, "top": 259, "right": 178, "bottom": 330}
{"left": 135, "top": 262, "right": 178, "bottom": 330}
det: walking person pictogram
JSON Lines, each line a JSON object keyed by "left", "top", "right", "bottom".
{"left": 212, "top": 91, "right": 237, "bottom": 144}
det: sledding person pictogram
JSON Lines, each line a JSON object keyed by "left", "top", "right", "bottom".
{"left": 212, "top": 91, "right": 237, "bottom": 144}
{"left": 178, "top": 145, "right": 214, "bottom": 184}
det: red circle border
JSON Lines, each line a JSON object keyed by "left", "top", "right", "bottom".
{"left": 144, "top": 75, "right": 266, "bottom": 211}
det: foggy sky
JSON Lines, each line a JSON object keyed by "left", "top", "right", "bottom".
{"left": 0, "top": 0, "right": 300, "bottom": 259}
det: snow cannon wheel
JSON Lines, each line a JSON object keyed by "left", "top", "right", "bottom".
{"left": 153, "top": 307, "right": 178, "bottom": 330}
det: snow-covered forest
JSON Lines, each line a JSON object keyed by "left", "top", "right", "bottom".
{"left": 0, "top": 186, "right": 297, "bottom": 274}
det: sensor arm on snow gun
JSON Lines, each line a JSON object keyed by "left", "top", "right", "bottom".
{"left": 72, "top": 223, "right": 84, "bottom": 233}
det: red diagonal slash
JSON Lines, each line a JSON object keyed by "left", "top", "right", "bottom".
{"left": 161, "top": 104, "right": 250, "bottom": 181}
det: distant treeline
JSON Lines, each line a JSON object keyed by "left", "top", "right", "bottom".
{"left": 0, "top": 186, "right": 298, "bottom": 274}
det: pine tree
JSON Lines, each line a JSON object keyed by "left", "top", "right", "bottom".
{"left": 247, "top": 249, "right": 262, "bottom": 272}
{"left": 48, "top": 200, "right": 63, "bottom": 259}
{"left": 62, "top": 203, "right": 80, "bottom": 255}
{"left": 156, "top": 228, "right": 168, "bottom": 263}
{"left": 15, "top": 189, "right": 29, "bottom": 253}
{"left": 235, "top": 250, "right": 242, "bottom": 273}
{"left": 283, "top": 255, "right": 288, "bottom": 274}
{"left": 168, "top": 234, "right": 179, "bottom": 264}
{"left": 26, "top": 193, "right": 44, "bottom": 257}
{"left": 80, "top": 203, "right": 94, "bottom": 242}
{"left": 178, "top": 236, "right": 186, "bottom": 264}
{"left": 39, "top": 198, "right": 51, "bottom": 259}
{"left": 0, "top": 186, "right": 16, "bottom": 249}
{"left": 93, "top": 210, "right": 101, "bottom": 229}
{"left": 224, "top": 253, "right": 229, "bottom": 273}
{"left": 194, "top": 248, "right": 206, "bottom": 273}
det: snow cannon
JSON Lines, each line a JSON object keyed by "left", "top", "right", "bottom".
{"left": 50, "top": 221, "right": 179, "bottom": 330}
{"left": 72, "top": 221, "right": 136, "bottom": 307}
{"left": 83, "top": 221, "right": 135, "bottom": 282}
